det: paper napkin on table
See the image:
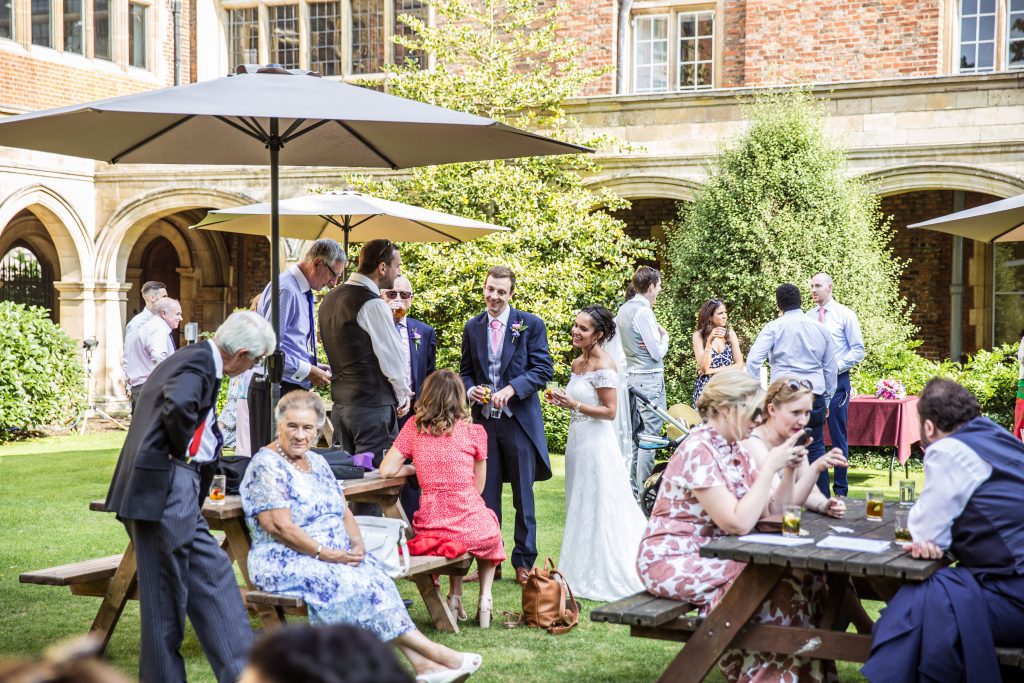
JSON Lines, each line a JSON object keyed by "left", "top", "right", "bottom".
{"left": 737, "top": 533, "right": 814, "bottom": 547}
{"left": 816, "top": 535, "right": 892, "bottom": 553}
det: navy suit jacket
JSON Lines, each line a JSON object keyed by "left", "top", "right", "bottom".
{"left": 405, "top": 317, "right": 437, "bottom": 399}
{"left": 105, "top": 342, "right": 221, "bottom": 521}
{"left": 460, "top": 307, "right": 553, "bottom": 480}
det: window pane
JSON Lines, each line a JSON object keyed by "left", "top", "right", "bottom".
{"left": 698, "top": 36, "right": 712, "bottom": 60}
{"left": 1011, "top": 39, "right": 1024, "bottom": 67}
{"left": 1013, "top": 0, "right": 1024, "bottom": 11}
{"left": 979, "top": 0, "right": 995, "bottom": 12}
{"left": 228, "top": 7, "right": 258, "bottom": 72}
{"left": 697, "top": 16, "right": 712, "bottom": 37}
{"left": 961, "top": 0, "right": 977, "bottom": 13}
{"left": 979, "top": 15, "right": 995, "bottom": 39}
{"left": 63, "top": 0, "right": 82, "bottom": 53}
{"left": 962, "top": 17, "right": 977, "bottom": 40}
{"left": 351, "top": 0, "right": 384, "bottom": 74}
{"left": 0, "top": 0, "right": 13, "bottom": 40}
{"left": 270, "top": 5, "right": 299, "bottom": 69}
{"left": 697, "top": 61, "right": 712, "bottom": 87}
{"left": 31, "top": 0, "right": 51, "bottom": 47}
{"left": 994, "top": 243, "right": 1024, "bottom": 344}
{"left": 633, "top": 15, "right": 668, "bottom": 94}
{"left": 1011, "top": 12, "right": 1024, "bottom": 39}
{"left": 978, "top": 40, "right": 994, "bottom": 68}
{"left": 679, "top": 38, "right": 694, "bottom": 62}
{"left": 678, "top": 11, "right": 713, "bottom": 90}
{"left": 308, "top": 2, "right": 341, "bottom": 75}
{"left": 394, "top": 0, "right": 427, "bottom": 68}
{"left": 679, "top": 16, "right": 693, "bottom": 38}
{"left": 960, "top": 44, "right": 976, "bottom": 70}
{"left": 128, "top": 2, "right": 146, "bottom": 67}
{"left": 93, "top": 0, "right": 110, "bottom": 59}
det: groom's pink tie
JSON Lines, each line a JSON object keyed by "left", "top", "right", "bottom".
{"left": 818, "top": 306, "right": 826, "bottom": 324}
{"left": 490, "top": 319, "right": 502, "bottom": 354}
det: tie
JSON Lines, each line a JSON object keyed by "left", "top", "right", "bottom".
{"left": 395, "top": 321, "right": 404, "bottom": 337}
{"left": 490, "top": 319, "right": 502, "bottom": 354}
{"left": 305, "top": 289, "right": 317, "bottom": 364}
{"left": 818, "top": 306, "right": 826, "bottom": 324}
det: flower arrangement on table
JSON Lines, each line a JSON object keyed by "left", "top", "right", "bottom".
{"left": 875, "top": 378, "right": 907, "bottom": 400}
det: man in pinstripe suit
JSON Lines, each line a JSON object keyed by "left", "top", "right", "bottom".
{"left": 105, "top": 311, "right": 275, "bottom": 683}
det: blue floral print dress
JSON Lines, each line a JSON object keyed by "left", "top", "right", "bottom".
{"left": 240, "top": 447, "right": 415, "bottom": 641}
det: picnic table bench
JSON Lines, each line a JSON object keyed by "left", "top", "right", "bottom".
{"left": 19, "top": 473, "right": 473, "bottom": 653}
{"left": 592, "top": 499, "right": 1024, "bottom": 682}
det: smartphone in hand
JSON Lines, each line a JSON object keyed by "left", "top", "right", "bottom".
{"left": 798, "top": 428, "right": 814, "bottom": 447}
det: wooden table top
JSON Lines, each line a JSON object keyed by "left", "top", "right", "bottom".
{"left": 700, "top": 499, "right": 941, "bottom": 582}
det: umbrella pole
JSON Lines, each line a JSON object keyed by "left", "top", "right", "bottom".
{"left": 269, "top": 119, "right": 283, "bottom": 431}
{"left": 343, "top": 215, "right": 351, "bottom": 276}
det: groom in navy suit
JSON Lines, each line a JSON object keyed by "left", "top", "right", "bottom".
{"left": 460, "top": 266, "right": 553, "bottom": 584}
{"left": 383, "top": 275, "right": 437, "bottom": 520}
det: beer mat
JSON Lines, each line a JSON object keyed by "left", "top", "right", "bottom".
{"left": 828, "top": 525, "right": 855, "bottom": 534}
{"left": 816, "top": 535, "right": 892, "bottom": 553}
{"left": 737, "top": 533, "right": 814, "bottom": 546}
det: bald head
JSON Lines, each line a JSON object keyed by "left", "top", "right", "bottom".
{"left": 810, "top": 272, "right": 834, "bottom": 306}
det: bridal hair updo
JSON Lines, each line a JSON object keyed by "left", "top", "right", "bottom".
{"left": 580, "top": 304, "right": 616, "bottom": 345}
{"left": 696, "top": 368, "right": 765, "bottom": 426}
{"left": 415, "top": 369, "right": 471, "bottom": 437}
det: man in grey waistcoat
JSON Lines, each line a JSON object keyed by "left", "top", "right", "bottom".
{"left": 615, "top": 266, "right": 670, "bottom": 499}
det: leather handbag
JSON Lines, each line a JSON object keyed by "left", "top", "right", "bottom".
{"left": 513, "top": 557, "right": 580, "bottom": 635}
{"left": 353, "top": 516, "right": 410, "bottom": 578}
{"left": 312, "top": 448, "right": 365, "bottom": 480}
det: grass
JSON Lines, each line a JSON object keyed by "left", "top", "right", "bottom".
{"left": 0, "top": 433, "right": 921, "bottom": 681}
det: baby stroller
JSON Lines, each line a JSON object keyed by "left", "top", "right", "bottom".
{"left": 629, "top": 387, "right": 698, "bottom": 517}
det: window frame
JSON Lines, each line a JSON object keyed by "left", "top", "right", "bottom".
{"left": 951, "top": 0, "right": 1024, "bottom": 73}
{"left": 0, "top": 0, "right": 15, "bottom": 41}
{"left": 628, "top": 1, "right": 719, "bottom": 95}
{"left": 127, "top": 0, "right": 149, "bottom": 69}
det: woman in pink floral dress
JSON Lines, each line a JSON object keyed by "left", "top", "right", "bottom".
{"left": 636, "top": 368, "right": 837, "bottom": 682}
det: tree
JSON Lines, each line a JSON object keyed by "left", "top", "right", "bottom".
{"left": 342, "top": 0, "right": 653, "bottom": 381}
{"left": 659, "top": 91, "right": 916, "bottom": 401}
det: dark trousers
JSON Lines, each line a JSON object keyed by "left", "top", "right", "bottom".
{"left": 396, "top": 412, "right": 421, "bottom": 524}
{"left": 246, "top": 377, "right": 305, "bottom": 452}
{"left": 332, "top": 403, "right": 398, "bottom": 516}
{"left": 480, "top": 415, "right": 538, "bottom": 569}
{"left": 125, "top": 463, "right": 253, "bottom": 683}
{"left": 806, "top": 393, "right": 829, "bottom": 497}
{"left": 129, "top": 383, "right": 145, "bottom": 414}
{"left": 824, "top": 372, "right": 851, "bottom": 496}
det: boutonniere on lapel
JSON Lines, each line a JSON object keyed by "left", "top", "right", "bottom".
{"left": 510, "top": 320, "right": 527, "bottom": 344}
{"left": 412, "top": 329, "right": 422, "bottom": 349}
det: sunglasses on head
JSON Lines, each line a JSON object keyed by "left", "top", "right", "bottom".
{"left": 784, "top": 379, "right": 814, "bottom": 392}
{"left": 383, "top": 290, "right": 412, "bottom": 301}
{"left": 373, "top": 239, "right": 394, "bottom": 264}
{"left": 751, "top": 406, "right": 766, "bottom": 425}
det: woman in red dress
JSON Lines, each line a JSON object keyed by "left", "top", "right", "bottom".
{"left": 381, "top": 369, "right": 505, "bottom": 628}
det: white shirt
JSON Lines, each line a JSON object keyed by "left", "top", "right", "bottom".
{"left": 805, "top": 298, "right": 865, "bottom": 375}
{"left": 745, "top": 310, "right": 838, "bottom": 402}
{"left": 347, "top": 273, "right": 412, "bottom": 405}
{"left": 122, "top": 308, "right": 154, "bottom": 377}
{"left": 125, "top": 315, "right": 175, "bottom": 386}
{"left": 187, "top": 340, "right": 225, "bottom": 464}
{"left": 630, "top": 297, "right": 669, "bottom": 368}
{"left": 908, "top": 434, "right": 993, "bottom": 549}
{"left": 394, "top": 317, "right": 413, "bottom": 387}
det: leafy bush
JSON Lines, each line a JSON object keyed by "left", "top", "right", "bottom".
{"left": 541, "top": 398, "right": 570, "bottom": 454}
{"left": 660, "top": 91, "right": 915, "bottom": 404}
{"left": 340, "top": 0, "right": 652, "bottom": 451}
{"left": 0, "top": 302, "right": 85, "bottom": 440}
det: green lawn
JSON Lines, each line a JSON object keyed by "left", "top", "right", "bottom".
{"left": 0, "top": 433, "right": 916, "bottom": 681}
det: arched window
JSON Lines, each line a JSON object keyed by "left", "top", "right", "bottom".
{"left": 0, "top": 242, "right": 55, "bottom": 319}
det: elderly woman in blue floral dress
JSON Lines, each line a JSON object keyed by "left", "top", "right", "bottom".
{"left": 240, "top": 391, "right": 481, "bottom": 683}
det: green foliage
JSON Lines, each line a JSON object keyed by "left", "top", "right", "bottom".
{"left": 0, "top": 302, "right": 85, "bottom": 440}
{"left": 660, "top": 91, "right": 915, "bottom": 403}
{"left": 338, "top": 0, "right": 653, "bottom": 449}
{"left": 540, "top": 398, "right": 570, "bottom": 454}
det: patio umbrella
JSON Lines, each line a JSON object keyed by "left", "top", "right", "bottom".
{"left": 908, "top": 193, "right": 1024, "bottom": 242}
{"left": 0, "top": 64, "right": 588, "bottom": 405}
{"left": 191, "top": 190, "right": 509, "bottom": 253}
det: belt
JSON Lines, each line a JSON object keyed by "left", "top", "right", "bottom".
{"left": 170, "top": 458, "right": 201, "bottom": 473}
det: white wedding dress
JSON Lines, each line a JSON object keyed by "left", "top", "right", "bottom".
{"left": 558, "top": 368, "right": 647, "bottom": 602}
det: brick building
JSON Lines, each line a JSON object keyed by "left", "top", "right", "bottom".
{"left": 1, "top": 0, "right": 1023, "bottom": 408}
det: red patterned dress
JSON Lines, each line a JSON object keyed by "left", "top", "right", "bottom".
{"left": 636, "top": 423, "right": 836, "bottom": 683}
{"left": 392, "top": 419, "right": 505, "bottom": 562}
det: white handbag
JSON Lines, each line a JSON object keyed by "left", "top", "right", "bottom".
{"left": 353, "top": 516, "right": 410, "bottom": 578}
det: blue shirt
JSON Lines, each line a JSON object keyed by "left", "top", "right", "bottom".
{"left": 257, "top": 264, "right": 315, "bottom": 387}
{"left": 805, "top": 299, "right": 865, "bottom": 375}
{"left": 745, "top": 309, "right": 838, "bottom": 402}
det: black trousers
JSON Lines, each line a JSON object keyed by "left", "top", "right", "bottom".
{"left": 332, "top": 402, "right": 398, "bottom": 516}
{"left": 246, "top": 376, "right": 305, "bottom": 452}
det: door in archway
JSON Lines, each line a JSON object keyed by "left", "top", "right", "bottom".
{"left": 0, "top": 242, "right": 55, "bottom": 321}
{"left": 141, "top": 237, "right": 181, "bottom": 346}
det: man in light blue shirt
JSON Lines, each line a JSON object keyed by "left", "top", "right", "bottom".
{"left": 746, "top": 283, "right": 838, "bottom": 495}
{"left": 808, "top": 272, "right": 864, "bottom": 496}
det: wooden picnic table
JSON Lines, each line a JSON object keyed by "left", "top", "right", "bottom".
{"left": 654, "top": 498, "right": 940, "bottom": 683}
{"left": 72, "top": 472, "right": 466, "bottom": 652}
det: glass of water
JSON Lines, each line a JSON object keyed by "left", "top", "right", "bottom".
{"left": 898, "top": 479, "right": 916, "bottom": 507}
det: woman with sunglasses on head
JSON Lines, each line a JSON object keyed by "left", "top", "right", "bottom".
{"left": 743, "top": 377, "right": 848, "bottom": 519}
{"left": 636, "top": 368, "right": 838, "bottom": 682}
{"left": 691, "top": 299, "right": 743, "bottom": 407}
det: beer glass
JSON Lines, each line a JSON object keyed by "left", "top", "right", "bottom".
{"left": 782, "top": 505, "right": 802, "bottom": 538}
{"left": 866, "top": 491, "right": 885, "bottom": 521}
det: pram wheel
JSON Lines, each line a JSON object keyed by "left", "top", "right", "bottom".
{"left": 640, "top": 462, "right": 668, "bottom": 517}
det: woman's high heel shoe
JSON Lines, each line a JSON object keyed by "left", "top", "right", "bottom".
{"left": 477, "top": 596, "right": 492, "bottom": 629}
{"left": 447, "top": 594, "right": 467, "bottom": 621}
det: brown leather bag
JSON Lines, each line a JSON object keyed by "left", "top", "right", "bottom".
{"left": 518, "top": 557, "right": 580, "bottom": 635}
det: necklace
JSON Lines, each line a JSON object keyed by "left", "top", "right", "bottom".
{"left": 274, "top": 442, "right": 309, "bottom": 471}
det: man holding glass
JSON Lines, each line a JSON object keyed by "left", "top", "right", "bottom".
{"left": 863, "top": 378, "right": 1024, "bottom": 682}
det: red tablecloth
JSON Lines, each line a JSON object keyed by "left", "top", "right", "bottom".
{"left": 823, "top": 395, "right": 921, "bottom": 465}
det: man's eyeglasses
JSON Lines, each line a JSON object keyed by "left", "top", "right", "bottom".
{"left": 322, "top": 260, "right": 342, "bottom": 281}
{"left": 784, "top": 379, "right": 814, "bottom": 392}
{"left": 383, "top": 290, "right": 412, "bottom": 301}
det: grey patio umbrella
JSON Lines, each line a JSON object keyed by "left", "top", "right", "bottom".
{"left": 0, "top": 64, "right": 588, "bottom": 406}
{"left": 908, "top": 193, "right": 1024, "bottom": 242}
{"left": 192, "top": 190, "right": 509, "bottom": 253}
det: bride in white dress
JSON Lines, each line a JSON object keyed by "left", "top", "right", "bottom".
{"left": 547, "top": 305, "right": 647, "bottom": 601}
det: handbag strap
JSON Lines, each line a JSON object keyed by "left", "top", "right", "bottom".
{"left": 546, "top": 569, "right": 580, "bottom": 635}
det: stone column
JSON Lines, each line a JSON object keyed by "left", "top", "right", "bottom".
{"left": 91, "top": 281, "right": 133, "bottom": 411}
